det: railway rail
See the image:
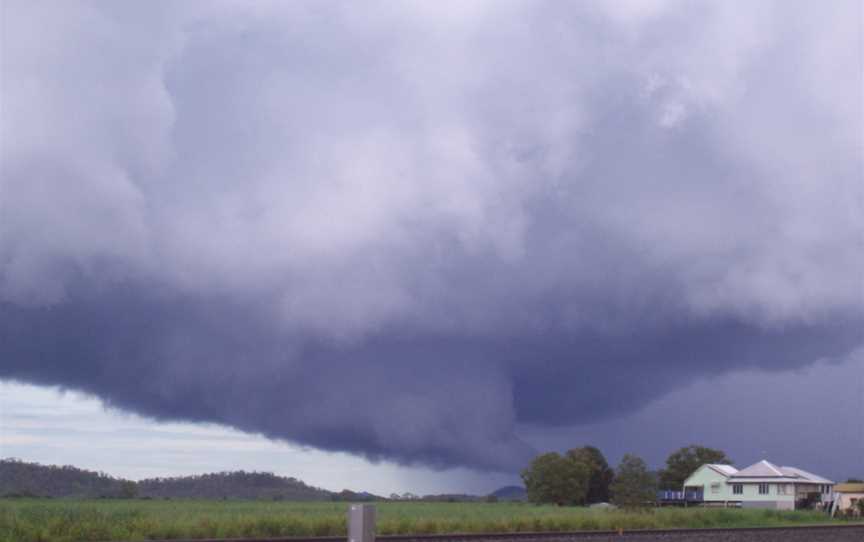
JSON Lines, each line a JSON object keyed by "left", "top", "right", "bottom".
{"left": 131, "top": 523, "right": 864, "bottom": 542}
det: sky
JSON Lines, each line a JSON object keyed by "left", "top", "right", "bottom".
{"left": 1, "top": 0, "right": 862, "bottom": 494}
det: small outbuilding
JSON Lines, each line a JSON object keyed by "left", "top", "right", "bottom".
{"left": 830, "top": 483, "right": 864, "bottom": 517}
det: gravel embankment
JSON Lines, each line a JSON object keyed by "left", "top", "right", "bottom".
{"left": 146, "top": 525, "right": 864, "bottom": 542}
{"left": 383, "top": 526, "right": 864, "bottom": 542}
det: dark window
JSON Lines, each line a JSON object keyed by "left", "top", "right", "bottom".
{"left": 758, "top": 483, "right": 770, "bottom": 495}
{"left": 733, "top": 484, "right": 743, "bottom": 495}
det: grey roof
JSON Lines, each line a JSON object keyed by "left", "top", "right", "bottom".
{"left": 728, "top": 460, "right": 833, "bottom": 484}
{"left": 779, "top": 466, "right": 834, "bottom": 484}
{"left": 731, "top": 460, "right": 784, "bottom": 478}
{"left": 708, "top": 464, "right": 738, "bottom": 476}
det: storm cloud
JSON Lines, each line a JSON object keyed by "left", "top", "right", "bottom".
{"left": 1, "top": 0, "right": 862, "bottom": 472}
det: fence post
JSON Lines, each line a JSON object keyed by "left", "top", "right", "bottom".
{"left": 348, "top": 504, "right": 376, "bottom": 542}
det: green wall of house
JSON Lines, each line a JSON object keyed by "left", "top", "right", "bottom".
{"left": 683, "top": 465, "right": 736, "bottom": 501}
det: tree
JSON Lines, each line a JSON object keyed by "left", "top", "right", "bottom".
{"left": 119, "top": 480, "right": 138, "bottom": 499}
{"left": 658, "top": 445, "right": 732, "bottom": 490}
{"left": 610, "top": 454, "right": 656, "bottom": 508}
{"left": 566, "top": 446, "right": 614, "bottom": 504}
{"left": 521, "top": 452, "right": 590, "bottom": 505}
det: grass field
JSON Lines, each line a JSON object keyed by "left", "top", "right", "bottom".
{"left": 0, "top": 499, "right": 855, "bottom": 542}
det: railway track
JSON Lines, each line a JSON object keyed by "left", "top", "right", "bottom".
{"left": 134, "top": 523, "right": 864, "bottom": 542}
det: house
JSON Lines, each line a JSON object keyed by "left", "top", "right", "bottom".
{"left": 830, "top": 483, "right": 864, "bottom": 517}
{"left": 727, "top": 460, "right": 833, "bottom": 510}
{"left": 681, "top": 460, "right": 833, "bottom": 510}
{"left": 680, "top": 463, "right": 738, "bottom": 504}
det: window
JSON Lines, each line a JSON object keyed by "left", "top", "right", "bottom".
{"left": 733, "top": 484, "right": 743, "bottom": 495}
{"left": 758, "top": 483, "right": 770, "bottom": 495}
{"left": 711, "top": 483, "right": 721, "bottom": 494}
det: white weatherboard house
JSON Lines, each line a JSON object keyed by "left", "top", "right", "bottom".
{"left": 683, "top": 460, "right": 834, "bottom": 510}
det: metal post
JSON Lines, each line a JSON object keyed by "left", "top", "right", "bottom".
{"left": 348, "top": 504, "right": 376, "bottom": 542}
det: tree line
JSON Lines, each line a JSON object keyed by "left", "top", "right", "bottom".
{"left": 521, "top": 444, "right": 732, "bottom": 507}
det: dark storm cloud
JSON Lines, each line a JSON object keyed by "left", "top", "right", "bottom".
{"left": 1, "top": 1, "right": 861, "bottom": 471}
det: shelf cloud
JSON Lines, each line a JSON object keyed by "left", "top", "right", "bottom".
{"left": 1, "top": 0, "right": 861, "bottom": 472}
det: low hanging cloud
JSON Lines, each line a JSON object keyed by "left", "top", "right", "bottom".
{"left": 1, "top": 0, "right": 861, "bottom": 471}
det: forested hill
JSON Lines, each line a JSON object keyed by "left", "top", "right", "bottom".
{"left": 0, "top": 458, "right": 333, "bottom": 500}
{"left": 138, "top": 471, "right": 332, "bottom": 500}
{"left": 1, "top": 459, "right": 128, "bottom": 498}
{"left": 490, "top": 485, "right": 528, "bottom": 501}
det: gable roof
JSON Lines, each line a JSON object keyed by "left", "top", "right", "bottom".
{"left": 683, "top": 464, "right": 738, "bottom": 486}
{"left": 707, "top": 464, "right": 738, "bottom": 476}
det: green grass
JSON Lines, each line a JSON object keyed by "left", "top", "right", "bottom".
{"left": 0, "top": 499, "right": 854, "bottom": 542}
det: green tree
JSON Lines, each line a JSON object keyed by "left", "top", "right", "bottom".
{"left": 610, "top": 454, "right": 656, "bottom": 508}
{"left": 119, "top": 480, "right": 138, "bottom": 499}
{"left": 566, "top": 446, "right": 614, "bottom": 504}
{"left": 659, "top": 445, "right": 732, "bottom": 490}
{"left": 521, "top": 452, "right": 590, "bottom": 505}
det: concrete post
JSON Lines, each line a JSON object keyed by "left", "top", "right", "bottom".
{"left": 348, "top": 504, "right": 376, "bottom": 542}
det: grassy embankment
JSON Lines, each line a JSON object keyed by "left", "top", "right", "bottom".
{"left": 0, "top": 499, "right": 855, "bottom": 542}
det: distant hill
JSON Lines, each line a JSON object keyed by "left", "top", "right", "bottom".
{"left": 138, "top": 471, "right": 333, "bottom": 500}
{"left": 0, "top": 458, "right": 332, "bottom": 500}
{"left": 419, "top": 493, "right": 482, "bottom": 502}
{"left": 490, "top": 485, "right": 526, "bottom": 501}
{"left": 330, "top": 489, "right": 384, "bottom": 502}
{"left": 0, "top": 458, "right": 128, "bottom": 498}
